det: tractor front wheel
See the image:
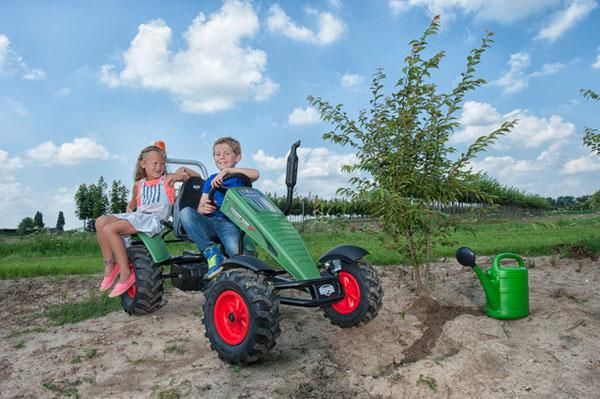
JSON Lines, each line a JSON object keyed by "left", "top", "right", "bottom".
{"left": 323, "top": 261, "right": 383, "bottom": 328}
{"left": 120, "top": 246, "right": 164, "bottom": 315}
{"left": 203, "top": 269, "right": 281, "bottom": 364}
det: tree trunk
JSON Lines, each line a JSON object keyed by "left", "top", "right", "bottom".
{"left": 405, "top": 228, "right": 424, "bottom": 295}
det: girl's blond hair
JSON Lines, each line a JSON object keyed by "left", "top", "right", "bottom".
{"left": 134, "top": 145, "right": 166, "bottom": 181}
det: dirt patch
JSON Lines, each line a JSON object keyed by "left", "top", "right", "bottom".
{"left": 1, "top": 256, "right": 600, "bottom": 398}
{"left": 402, "top": 296, "right": 479, "bottom": 364}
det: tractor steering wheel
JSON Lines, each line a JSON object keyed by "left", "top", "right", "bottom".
{"left": 208, "top": 173, "right": 252, "bottom": 204}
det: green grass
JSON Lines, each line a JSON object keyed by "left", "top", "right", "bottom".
{"left": 0, "top": 255, "right": 101, "bottom": 279}
{"left": 1, "top": 214, "right": 598, "bottom": 278}
{"left": 46, "top": 293, "right": 123, "bottom": 325}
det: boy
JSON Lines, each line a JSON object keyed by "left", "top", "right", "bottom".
{"left": 178, "top": 137, "right": 259, "bottom": 279}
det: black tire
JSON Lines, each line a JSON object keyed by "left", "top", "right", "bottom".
{"left": 323, "top": 261, "right": 383, "bottom": 328}
{"left": 203, "top": 269, "right": 281, "bottom": 364}
{"left": 120, "top": 245, "right": 164, "bottom": 315}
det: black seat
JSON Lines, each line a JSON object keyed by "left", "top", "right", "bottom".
{"left": 172, "top": 176, "right": 204, "bottom": 240}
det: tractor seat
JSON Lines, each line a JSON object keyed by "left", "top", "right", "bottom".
{"left": 172, "top": 176, "right": 205, "bottom": 240}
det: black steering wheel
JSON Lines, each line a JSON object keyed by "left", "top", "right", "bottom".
{"left": 208, "top": 173, "right": 252, "bottom": 204}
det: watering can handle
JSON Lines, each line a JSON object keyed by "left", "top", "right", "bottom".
{"left": 493, "top": 253, "right": 525, "bottom": 269}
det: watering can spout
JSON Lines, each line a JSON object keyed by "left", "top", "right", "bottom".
{"left": 456, "top": 247, "right": 499, "bottom": 311}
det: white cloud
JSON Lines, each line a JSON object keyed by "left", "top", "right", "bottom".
{"left": 562, "top": 154, "right": 600, "bottom": 174}
{"left": 593, "top": 53, "right": 600, "bottom": 69}
{"left": 536, "top": 0, "right": 597, "bottom": 42}
{"left": 253, "top": 147, "right": 357, "bottom": 197}
{"left": 387, "top": 0, "right": 562, "bottom": 23}
{"left": 536, "top": 140, "right": 567, "bottom": 162}
{"left": 22, "top": 68, "right": 46, "bottom": 81}
{"left": 0, "top": 178, "right": 24, "bottom": 212}
{"left": 0, "top": 149, "right": 25, "bottom": 170}
{"left": 26, "top": 138, "right": 109, "bottom": 166}
{"left": 452, "top": 101, "right": 576, "bottom": 148}
{"left": 493, "top": 52, "right": 531, "bottom": 94}
{"left": 529, "top": 62, "right": 565, "bottom": 77}
{"left": 252, "top": 149, "right": 287, "bottom": 170}
{"left": 101, "top": 0, "right": 277, "bottom": 113}
{"left": 0, "top": 33, "right": 46, "bottom": 80}
{"left": 328, "top": 0, "right": 342, "bottom": 8}
{"left": 492, "top": 52, "right": 565, "bottom": 94}
{"left": 341, "top": 72, "right": 364, "bottom": 89}
{"left": 470, "top": 156, "right": 545, "bottom": 179}
{"left": 288, "top": 106, "right": 320, "bottom": 125}
{"left": 0, "top": 34, "right": 9, "bottom": 68}
{"left": 267, "top": 4, "right": 345, "bottom": 45}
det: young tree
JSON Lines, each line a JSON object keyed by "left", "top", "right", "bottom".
{"left": 308, "top": 17, "right": 515, "bottom": 295}
{"left": 581, "top": 89, "right": 600, "bottom": 156}
{"left": 33, "top": 211, "right": 44, "bottom": 229}
{"left": 109, "top": 180, "right": 130, "bottom": 214}
{"left": 17, "top": 217, "right": 36, "bottom": 235}
{"left": 56, "top": 211, "right": 65, "bottom": 231}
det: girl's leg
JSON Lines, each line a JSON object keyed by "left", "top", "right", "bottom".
{"left": 95, "top": 215, "right": 120, "bottom": 274}
{"left": 103, "top": 220, "right": 137, "bottom": 283}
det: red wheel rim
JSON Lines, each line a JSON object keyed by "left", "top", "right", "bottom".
{"left": 126, "top": 262, "right": 136, "bottom": 298}
{"left": 332, "top": 271, "right": 361, "bottom": 314}
{"left": 214, "top": 290, "right": 250, "bottom": 345}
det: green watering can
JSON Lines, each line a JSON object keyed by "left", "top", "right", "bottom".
{"left": 456, "top": 247, "right": 529, "bottom": 319}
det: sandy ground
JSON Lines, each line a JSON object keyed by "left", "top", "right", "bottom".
{"left": 1, "top": 255, "right": 599, "bottom": 399}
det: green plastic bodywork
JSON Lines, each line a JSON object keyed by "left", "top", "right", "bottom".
{"left": 220, "top": 187, "right": 320, "bottom": 280}
{"left": 473, "top": 253, "right": 529, "bottom": 319}
{"left": 132, "top": 233, "right": 171, "bottom": 264}
{"left": 134, "top": 187, "right": 320, "bottom": 281}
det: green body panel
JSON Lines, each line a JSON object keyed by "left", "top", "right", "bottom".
{"left": 220, "top": 187, "right": 320, "bottom": 280}
{"left": 475, "top": 253, "right": 528, "bottom": 320}
{"left": 133, "top": 233, "right": 171, "bottom": 264}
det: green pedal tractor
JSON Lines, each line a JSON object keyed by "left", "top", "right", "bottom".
{"left": 119, "top": 141, "right": 383, "bottom": 364}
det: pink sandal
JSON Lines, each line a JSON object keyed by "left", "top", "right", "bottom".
{"left": 109, "top": 273, "right": 136, "bottom": 298}
{"left": 99, "top": 264, "right": 120, "bottom": 291}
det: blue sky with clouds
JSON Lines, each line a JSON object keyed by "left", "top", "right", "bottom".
{"left": 1, "top": 0, "right": 599, "bottom": 229}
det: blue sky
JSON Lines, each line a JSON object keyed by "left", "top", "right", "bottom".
{"left": 1, "top": 0, "right": 599, "bottom": 230}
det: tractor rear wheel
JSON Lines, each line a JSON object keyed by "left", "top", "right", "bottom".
{"left": 323, "top": 261, "right": 383, "bottom": 328}
{"left": 120, "top": 245, "right": 164, "bottom": 315}
{"left": 203, "top": 269, "right": 281, "bottom": 364}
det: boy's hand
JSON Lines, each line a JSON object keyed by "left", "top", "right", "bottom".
{"left": 211, "top": 168, "right": 230, "bottom": 188}
{"left": 199, "top": 200, "right": 217, "bottom": 215}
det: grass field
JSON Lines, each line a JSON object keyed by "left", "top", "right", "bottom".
{"left": 1, "top": 214, "right": 598, "bottom": 279}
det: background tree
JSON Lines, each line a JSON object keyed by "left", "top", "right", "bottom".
{"left": 309, "top": 17, "right": 515, "bottom": 295}
{"left": 74, "top": 184, "right": 92, "bottom": 230}
{"left": 89, "top": 176, "right": 109, "bottom": 221}
{"left": 109, "top": 180, "right": 130, "bottom": 214}
{"left": 33, "top": 211, "right": 44, "bottom": 229}
{"left": 581, "top": 89, "right": 600, "bottom": 156}
{"left": 17, "top": 217, "right": 35, "bottom": 235}
{"left": 56, "top": 211, "right": 65, "bottom": 231}
{"left": 74, "top": 177, "right": 109, "bottom": 231}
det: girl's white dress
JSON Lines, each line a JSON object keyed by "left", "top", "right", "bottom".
{"left": 113, "top": 176, "right": 174, "bottom": 237}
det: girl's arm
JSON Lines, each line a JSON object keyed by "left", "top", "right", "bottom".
{"left": 166, "top": 167, "right": 201, "bottom": 186}
{"left": 212, "top": 167, "right": 260, "bottom": 188}
{"left": 126, "top": 183, "right": 138, "bottom": 212}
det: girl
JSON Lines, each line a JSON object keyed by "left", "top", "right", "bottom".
{"left": 95, "top": 145, "right": 188, "bottom": 297}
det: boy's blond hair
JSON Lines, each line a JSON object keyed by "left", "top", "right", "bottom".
{"left": 214, "top": 137, "right": 241, "bottom": 155}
